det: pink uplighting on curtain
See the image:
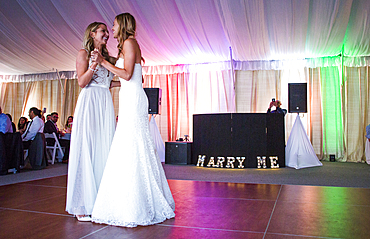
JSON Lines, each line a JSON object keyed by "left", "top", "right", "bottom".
{"left": 142, "top": 63, "right": 235, "bottom": 142}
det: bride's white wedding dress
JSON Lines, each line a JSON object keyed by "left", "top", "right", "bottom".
{"left": 66, "top": 57, "right": 115, "bottom": 216}
{"left": 91, "top": 58, "right": 175, "bottom": 227}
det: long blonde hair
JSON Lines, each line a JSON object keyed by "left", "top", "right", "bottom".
{"left": 82, "top": 22, "right": 110, "bottom": 61}
{"left": 115, "top": 13, "right": 136, "bottom": 57}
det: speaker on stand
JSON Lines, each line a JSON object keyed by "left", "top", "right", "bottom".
{"left": 288, "top": 83, "right": 307, "bottom": 113}
{"left": 143, "top": 88, "right": 162, "bottom": 114}
{"left": 143, "top": 88, "right": 165, "bottom": 162}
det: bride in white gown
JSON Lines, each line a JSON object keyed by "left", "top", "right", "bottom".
{"left": 66, "top": 22, "right": 116, "bottom": 221}
{"left": 91, "top": 13, "right": 175, "bottom": 227}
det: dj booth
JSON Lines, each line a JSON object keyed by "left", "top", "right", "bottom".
{"left": 192, "top": 113, "right": 285, "bottom": 168}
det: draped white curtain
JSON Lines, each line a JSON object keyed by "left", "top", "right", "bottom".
{"left": 1, "top": 0, "right": 370, "bottom": 163}
{"left": 1, "top": 64, "right": 370, "bottom": 163}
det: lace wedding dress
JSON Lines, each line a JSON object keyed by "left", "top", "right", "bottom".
{"left": 66, "top": 58, "right": 115, "bottom": 216}
{"left": 91, "top": 58, "right": 175, "bottom": 227}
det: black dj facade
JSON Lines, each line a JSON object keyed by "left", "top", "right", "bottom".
{"left": 192, "top": 113, "right": 285, "bottom": 168}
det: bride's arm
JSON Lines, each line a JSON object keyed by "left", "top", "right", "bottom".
{"left": 76, "top": 49, "right": 98, "bottom": 88}
{"left": 93, "top": 39, "right": 138, "bottom": 81}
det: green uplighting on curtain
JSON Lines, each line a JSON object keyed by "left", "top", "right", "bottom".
{"left": 321, "top": 66, "right": 344, "bottom": 159}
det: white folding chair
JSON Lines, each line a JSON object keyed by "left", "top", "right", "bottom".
{"left": 44, "top": 132, "right": 64, "bottom": 164}
{"left": 18, "top": 149, "right": 29, "bottom": 170}
{"left": 23, "top": 149, "right": 28, "bottom": 159}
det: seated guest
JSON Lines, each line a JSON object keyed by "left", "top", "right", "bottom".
{"left": 6, "top": 113, "right": 16, "bottom": 133}
{"left": 267, "top": 99, "right": 287, "bottom": 115}
{"left": 18, "top": 117, "right": 28, "bottom": 134}
{"left": 44, "top": 112, "right": 70, "bottom": 163}
{"left": 0, "top": 107, "right": 13, "bottom": 134}
{"left": 64, "top": 116, "right": 73, "bottom": 133}
{"left": 46, "top": 114, "right": 52, "bottom": 121}
{"left": 1, "top": 109, "right": 23, "bottom": 173}
{"left": 22, "top": 107, "right": 44, "bottom": 149}
{"left": 366, "top": 124, "right": 370, "bottom": 165}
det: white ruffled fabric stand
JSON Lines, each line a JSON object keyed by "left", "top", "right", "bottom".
{"left": 149, "top": 116, "right": 165, "bottom": 163}
{"left": 285, "top": 114, "right": 323, "bottom": 169}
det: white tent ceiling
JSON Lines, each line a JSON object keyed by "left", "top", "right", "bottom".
{"left": 0, "top": 0, "right": 369, "bottom": 76}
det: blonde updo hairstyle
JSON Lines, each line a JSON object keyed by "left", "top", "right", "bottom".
{"left": 82, "top": 22, "right": 111, "bottom": 62}
{"left": 115, "top": 13, "right": 136, "bottom": 57}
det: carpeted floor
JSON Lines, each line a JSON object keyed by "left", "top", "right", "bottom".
{"left": 1, "top": 161, "right": 370, "bottom": 188}
{"left": 0, "top": 163, "right": 68, "bottom": 186}
{"left": 164, "top": 161, "right": 370, "bottom": 188}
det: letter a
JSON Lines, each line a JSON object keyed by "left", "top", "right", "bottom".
{"left": 207, "top": 157, "right": 216, "bottom": 167}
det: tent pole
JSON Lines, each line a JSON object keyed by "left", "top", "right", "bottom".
{"left": 56, "top": 69, "right": 65, "bottom": 95}
{"left": 230, "top": 46, "right": 236, "bottom": 112}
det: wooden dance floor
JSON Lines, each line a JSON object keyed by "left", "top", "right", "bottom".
{"left": 1, "top": 175, "right": 370, "bottom": 238}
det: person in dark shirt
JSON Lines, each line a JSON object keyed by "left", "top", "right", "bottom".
{"left": 17, "top": 117, "right": 28, "bottom": 134}
{"left": 6, "top": 113, "right": 16, "bottom": 133}
{"left": 44, "top": 112, "right": 70, "bottom": 163}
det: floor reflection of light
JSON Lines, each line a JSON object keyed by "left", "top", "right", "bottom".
{"left": 288, "top": 186, "right": 351, "bottom": 235}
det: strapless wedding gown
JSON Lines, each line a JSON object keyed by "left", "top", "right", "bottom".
{"left": 66, "top": 58, "right": 115, "bottom": 216}
{"left": 91, "top": 58, "right": 175, "bottom": 227}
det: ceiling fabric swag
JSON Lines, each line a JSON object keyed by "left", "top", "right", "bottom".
{"left": 1, "top": 56, "right": 370, "bottom": 83}
{"left": 142, "top": 61, "right": 232, "bottom": 75}
{"left": 343, "top": 56, "right": 370, "bottom": 67}
{"left": 1, "top": 0, "right": 370, "bottom": 76}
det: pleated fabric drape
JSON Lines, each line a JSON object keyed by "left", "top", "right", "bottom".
{"left": 1, "top": 64, "right": 370, "bottom": 163}
{"left": 0, "top": 79, "right": 81, "bottom": 130}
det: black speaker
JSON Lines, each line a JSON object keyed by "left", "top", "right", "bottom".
{"left": 143, "top": 88, "right": 162, "bottom": 114}
{"left": 288, "top": 83, "right": 307, "bottom": 113}
{"left": 330, "top": 154, "right": 335, "bottom": 162}
{"left": 165, "top": 142, "right": 192, "bottom": 164}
